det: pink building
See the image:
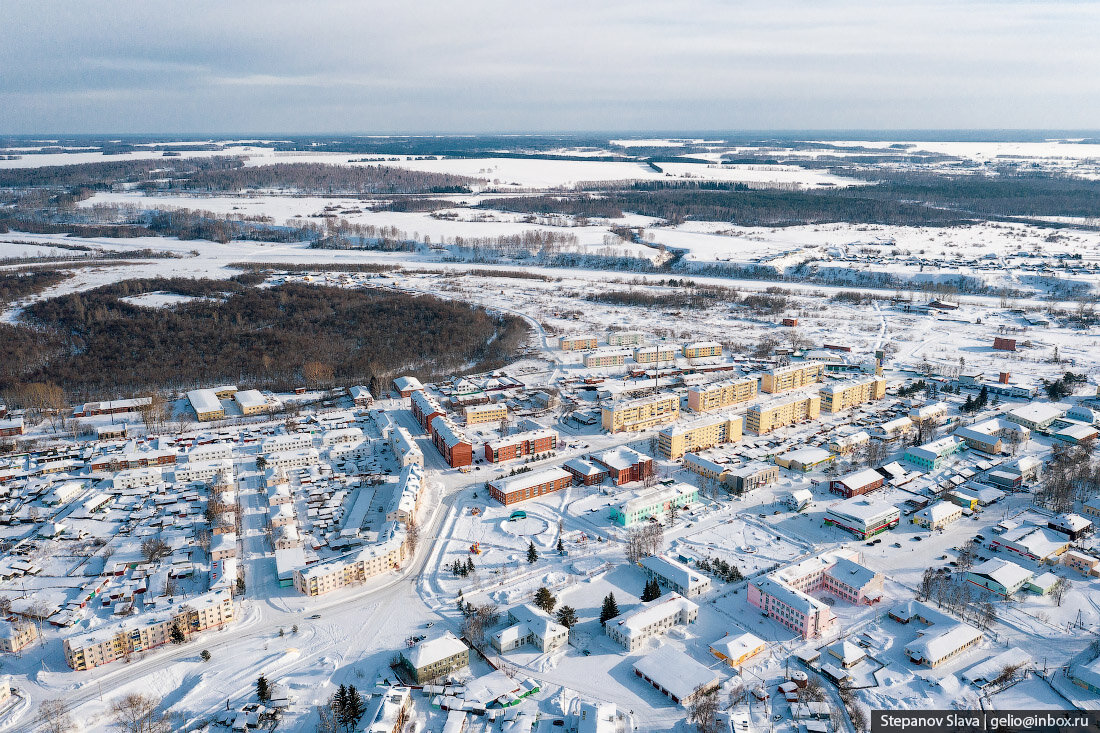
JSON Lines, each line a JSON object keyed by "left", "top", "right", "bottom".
{"left": 748, "top": 550, "right": 883, "bottom": 639}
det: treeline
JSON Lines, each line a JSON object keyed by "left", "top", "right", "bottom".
{"left": 481, "top": 172, "right": 1100, "bottom": 226}
{"left": 162, "top": 163, "right": 483, "bottom": 195}
{"left": 838, "top": 169, "right": 1100, "bottom": 219}
{"left": 585, "top": 288, "right": 726, "bottom": 309}
{"left": 0, "top": 157, "right": 238, "bottom": 189}
{"left": 5, "top": 279, "right": 529, "bottom": 398}
{"left": 482, "top": 188, "right": 970, "bottom": 227}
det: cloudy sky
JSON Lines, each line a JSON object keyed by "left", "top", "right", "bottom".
{"left": 2, "top": 1, "right": 1097, "bottom": 134}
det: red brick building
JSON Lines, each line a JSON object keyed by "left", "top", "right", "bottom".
{"left": 993, "top": 337, "right": 1017, "bottom": 352}
{"left": 485, "top": 428, "right": 558, "bottom": 463}
{"left": 430, "top": 416, "right": 472, "bottom": 468}
{"left": 592, "top": 447, "right": 654, "bottom": 486}
{"left": 0, "top": 417, "right": 25, "bottom": 437}
{"left": 411, "top": 391, "right": 445, "bottom": 431}
{"left": 489, "top": 467, "right": 574, "bottom": 505}
{"left": 829, "top": 468, "right": 885, "bottom": 499}
{"left": 563, "top": 458, "right": 607, "bottom": 486}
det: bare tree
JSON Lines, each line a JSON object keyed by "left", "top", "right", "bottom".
{"left": 140, "top": 537, "right": 173, "bottom": 563}
{"left": 404, "top": 517, "right": 419, "bottom": 554}
{"left": 687, "top": 687, "right": 721, "bottom": 733}
{"left": 109, "top": 693, "right": 177, "bottom": 733}
{"left": 39, "top": 699, "right": 74, "bottom": 733}
{"left": 1051, "top": 577, "right": 1072, "bottom": 607}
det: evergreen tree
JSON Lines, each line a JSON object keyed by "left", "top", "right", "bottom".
{"left": 599, "top": 593, "right": 620, "bottom": 624}
{"left": 534, "top": 586, "right": 556, "bottom": 613}
{"left": 465, "top": 557, "right": 475, "bottom": 574}
{"left": 342, "top": 686, "right": 366, "bottom": 731}
{"left": 641, "top": 579, "right": 661, "bottom": 602}
{"left": 556, "top": 538, "right": 564, "bottom": 554}
{"left": 527, "top": 541, "right": 538, "bottom": 564}
{"left": 556, "top": 605, "right": 578, "bottom": 629}
{"left": 169, "top": 624, "right": 186, "bottom": 644}
{"left": 255, "top": 674, "right": 271, "bottom": 703}
{"left": 333, "top": 684, "right": 348, "bottom": 721}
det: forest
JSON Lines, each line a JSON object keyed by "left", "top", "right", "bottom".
{"left": 1, "top": 278, "right": 529, "bottom": 399}
{"left": 480, "top": 171, "right": 1100, "bottom": 226}
{"left": 162, "top": 162, "right": 482, "bottom": 195}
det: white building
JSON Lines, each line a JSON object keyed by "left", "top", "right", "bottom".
{"left": 491, "top": 604, "right": 569, "bottom": 654}
{"left": 604, "top": 593, "right": 699, "bottom": 651}
{"left": 639, "top": 554, "right": 712, "bottom": 598}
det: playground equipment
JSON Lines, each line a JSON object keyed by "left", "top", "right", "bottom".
{"left": 469, "top": 542, "right": 481, "bottom": 555}
{"left": 509, "top": 510, "right": 527, "bottom": 520}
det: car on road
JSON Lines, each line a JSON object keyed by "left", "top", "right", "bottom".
{"left": 309, "top": 614, "right": 321, "bottom": 619}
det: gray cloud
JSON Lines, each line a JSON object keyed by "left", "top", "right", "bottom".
{"left": 1, "top": 0, "right": 1097, "bottom": 133}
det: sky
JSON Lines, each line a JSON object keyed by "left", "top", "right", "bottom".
{"left": 2, "top": 0, "right": 1098, "bottom": 134}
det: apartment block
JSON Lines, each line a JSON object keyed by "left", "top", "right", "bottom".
{"left": 293, "top": 534, "right": 407, "bottom": 596}
{"left": 430, "top": 417, "right": 473, "bottom": 468}
{"left": 608, "top": 330, "right": 647, "bottom": 347}
{"left": 659, "top": 413, "right": 744, "bottom": 459}
{"left": 819, "top": 376, "right": 886, "bottom": 413}
{"left": 687, "top": 377, "right": 758, "bottom": 413}
{"left": 601, "top": 393, "right": 680, "bottom": 433}
{"left": 633, "top": 345, "right": 677, "bottom": 365}
{"left": 464, "top": 402, "right": 507, "bottom": 426}
{"left": 745, "top": 393, "right": 820, "bottom": 435}
{"left": 411, "top": 390, "right": 445, "bottom": 431}
{"left": 485, "top": 427, "right": 558, "bottom": 463}
{"left": 584, "top": 350, "right": 632, "bottom": 368}
{"left": 683, "top": 341, "right": 722, "bottom": 359}
{"left": 760, "top": 362, "right": 824, "bottom": 394}
{"left": 559, "top": 335, "right": 599, "bottom": 351}
{"left": 64, "top": 590, "right": 234, "bottom": 670}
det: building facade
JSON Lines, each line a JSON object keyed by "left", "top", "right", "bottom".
{"left": 687, "top": 378, "right": 758, "bottom": 413}
{"left": 745, "top": 394, "right": 820, "bottom": 435}
{"left": 601, "top": 393, "right": 680, "bottom": 433}
{"left": 760, "top": 362, "right": 824, "bottom": 394}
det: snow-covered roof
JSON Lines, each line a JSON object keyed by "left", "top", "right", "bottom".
{"left": 827, "top": 640, "right": 865, "bottom": 664}
{"left": 836, "top": 468, "right": 884, "bottom": 491}
{"left": 593, "top": 446, "right": 649, "bottom": 471}
{"left": 640, "top": 554, "right": 708, "bottom": 592}
{"left": 234, "top": 389, "right": 267, "bottom": 409}
{"left": 776, "top": 447, "right": 832, "bottom": 465}
{"left": 430, "top": 417, "right": 468, "bottom": 448}
{"left": 962, "top": 648, "right": 1032, "bottom": 687}
{"left": 393, "top": 376, "right": 423, "bottom": 392}
{"left": 186, "top": 389, "right": 223, "bottom": 415}
{"left": 905, "top": 624, "right": 983, "bottom": 665}
{"left": 968, "top": 558, "right": 1032, "bottom": 590}
{"left": 607, "top": 594, "right": 698, "bottom": 639}
{"left": 826, "top": 497, "right": 898, "bottom": 523}
{"left": 1005, "top": 402, "right": 1069, "bottom": 425}
{"left": 631, "top": 646, "right": 718, "bottom": 703}
{"left": 489, "top": 467, "right": 572, "bottom": 494}
{"left": 404, "top": 631, "right": 467, "bottom": 669}
{"left": 1051, "top": 513, "right": 1092, "bottom": 532}
{"left": 710, "top": 632, "right": 765, "bottom": 662}
{"left": 915, "top": 501, "right": 961, "bottom": 523}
